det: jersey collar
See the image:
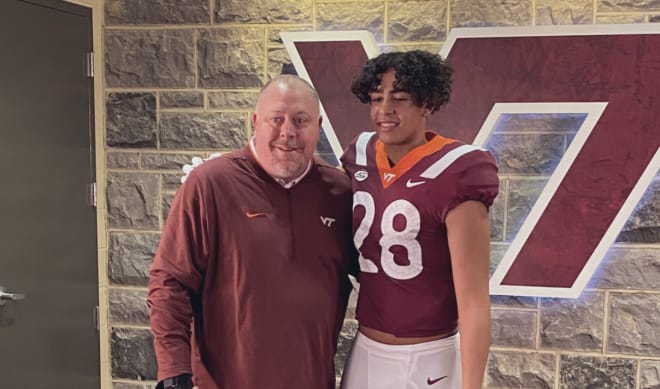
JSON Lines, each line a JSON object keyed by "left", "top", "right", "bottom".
{"left": 375, "top": 131, "right": 456, "bottom": 189}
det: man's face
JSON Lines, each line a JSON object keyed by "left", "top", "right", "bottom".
{"left": 369, "top": 69, "right": 428, "bottom": 150}
{"left": 252, "top": 80, "right": 321, "bottom": 182}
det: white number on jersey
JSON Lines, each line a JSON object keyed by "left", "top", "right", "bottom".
{"left": 353, "top": 191, "right": 423, "bottom": 280}
{"left": 353, "top": 191, "right": 379, "bottom": 273}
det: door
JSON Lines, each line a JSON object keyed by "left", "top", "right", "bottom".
{"left": 0, "top": 0, "right": 100, "bottom": 388}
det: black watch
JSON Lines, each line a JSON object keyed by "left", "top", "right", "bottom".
{"left": 160, "top": 374, "right": 193, "bottom": 389}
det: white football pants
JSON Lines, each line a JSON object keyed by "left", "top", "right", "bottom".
{"left": 340, "top": 332, "right": 461, "bottom": 389}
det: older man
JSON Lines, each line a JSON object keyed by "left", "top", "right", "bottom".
{"left": 148, "top": 75, "right": 356, "bottom": 389}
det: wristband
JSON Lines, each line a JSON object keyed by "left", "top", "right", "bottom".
{"left": 161, "top": 374, "right": 192, "bottom": 389}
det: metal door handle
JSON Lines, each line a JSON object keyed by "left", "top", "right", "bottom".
{"left": 0, "top": 286, "right": 25, "bottom": 306}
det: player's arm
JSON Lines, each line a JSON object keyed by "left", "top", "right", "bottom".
{"left": 446, "top": 200, "right": 491, "bottom": 389}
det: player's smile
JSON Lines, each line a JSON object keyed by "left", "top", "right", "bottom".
{"left": 376, "top": 120, "right": 399, "bottom": 131}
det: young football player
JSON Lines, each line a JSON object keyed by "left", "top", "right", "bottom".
{"left": 340, "top": 50, "right": 499, "bottom": 389}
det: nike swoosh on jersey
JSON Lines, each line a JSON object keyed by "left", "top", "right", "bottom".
{"left": 406, "top": 179, "right": 426, "bottom": 188}
{"left": 246, "top": 212, "right": 266, "bottom": 218}
{"left": 427, "top": 376, "right": 447, "bottom": 385}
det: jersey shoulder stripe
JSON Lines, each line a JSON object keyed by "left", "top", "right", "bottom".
{"left": 355, "top": 131, "right": 376, "bottom": 167}
{"left": 420, "top": 144, "right": 485, "bottom": 179}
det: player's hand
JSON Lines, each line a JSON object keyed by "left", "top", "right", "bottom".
{"left": 181, "top": 152, "right": 222, "bottom": 183}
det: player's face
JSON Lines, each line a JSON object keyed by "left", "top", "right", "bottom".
{"left": 369, "top": 69, "right": 429, "bottom": 155}
{"left": 252, "top": 80, "right": 321, "bottom": 182}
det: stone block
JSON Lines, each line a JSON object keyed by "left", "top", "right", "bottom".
{"left": 162, "top": 173, "right": 184, "bottom": 192}
{"left": 506, "top": 178, "right": 548, "bottom": 241}
{"left": 450, "top": 0, "right": 532, "bottom": 28}
{"left": 108, "top": 232, "right": 161, "bottom": 286}
{"left": 162, "top": 192, "right": 175, "bottom": 223}
{"left": 487, "top": 351, "right": 556, "bottom": 388}
{"left": 489, "top": 134, "right": 564, "bottom": 175}
{"left": 317, "top": 2, "right": 385, "bottom": 42}
{"left": 106, "top": 30, "right": 195, "bottom": 88}
{"left": 160, "top": 92, "right": 204, "bottom": 109}
{"left": 109, "top": 288, "right": 149, "bottom": 326}
{"left": 197, "top": 29, "right": 264, "bottom": 88}
{"left": 105, "top": 0, "right": 209, "bottom": 25}
{"left": 108, "top": 152, "right": 141, "bottom": 169}
{"left": 267, "top": 47, "right": 293, "bottom": 81}
{"left": 588, "top": 247, "right": 660, "bottom": 290}
{"left": 316, "top": 127, "right": 336, "bottom": 157}
{"left": 141, "top": 153, "right": 200, "bottom": 170}
{"left": 335, "top": 319, "right": 357, "bottom": 377}
{"left": 641, "top": 360, "right": 660, "bottom": 389}
{"left": 598, "top": 0, "right": 660, "bottom": 12}
{"left": 111, "top": 327, "right": 157, "bottom": 380}
{"left": 112, "top": 383, "right": 145, "bottom": 389}
{"left": 559, "top": 355, "right": 636, "bottom": 388}
{"left": 488, "top": 243, "right": 508, "bottom": 277}
{"left": 387, "top": 1, "right": 447, "bottom": 42}
{"left": 345, "top": 286, "right": 358, "bottom": 319}
{"left": 493, "top": 113, "right": 587, "bottom": 133}
{"left": 215, "top": 0, "right": 312, "bottom": 24}
{"left": 381, "top": 43, "right": 444, "bottom": 54}
{"left": 540, "top": 292, "right": 604, "bottom": 351}
{"left": 490, "top": 177, "right": 506, "bottom": 241}
{"left": 596, "top": 14, "right": 647, "bottom": 23}
{"left": 608, "top": 293, "right": 660, "bottom": 356}
{"left": 208, "top": 91, "right": 259, "bottom": 110}
{"left": 491, "top": 309, "right": 537, "bottom": 348}
{"left": 491, "top": 294, "right": 537, "bottom": 308}
{"left": 536, "top": 0, "right": 593, "bottom": 25}
{"left": 268, "top": 26, "right": 313, "bottom": 46}
{"left": 160, "top": 112, "right": 247, "bottom": 150}
{"left": 618, "top": 177, "right": 660, "bottom": 243}
{"left": 106, "top": 93, "right": 157, "bottom": 148}
{"left": 107, "top": 172, "right": 159, "bottom": 229}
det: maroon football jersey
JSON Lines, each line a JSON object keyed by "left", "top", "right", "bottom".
{"left": 341, "top": 131, "right": 499, "bottom": 337}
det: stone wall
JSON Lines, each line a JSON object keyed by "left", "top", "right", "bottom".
{"left": 103, "top": 1, "right": 660, "bottom": 388}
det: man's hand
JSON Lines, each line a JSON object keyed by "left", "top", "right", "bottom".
{"left": 180, "top": 152, "right": 222, "bottom": 183}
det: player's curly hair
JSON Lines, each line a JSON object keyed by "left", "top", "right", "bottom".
{"left": 351, "top": 50, "right": 453, "bottom": 113}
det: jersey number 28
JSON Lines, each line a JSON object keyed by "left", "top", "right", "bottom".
{"left": 353, "top": 191, "right": 423, "bottom": 280}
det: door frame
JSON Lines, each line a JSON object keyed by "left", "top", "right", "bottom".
{"left": 59, "top": 0, "right": 109, "bottom": 388}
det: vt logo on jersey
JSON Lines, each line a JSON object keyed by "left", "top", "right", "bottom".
{"left": 383, "top": 172, "right": 396, "bottom": 182}
{"left": 282, "top": 25, "right": 660, "bottom": 298}
{"left": 320, "top": 216, "right": 335, "bottom": 227}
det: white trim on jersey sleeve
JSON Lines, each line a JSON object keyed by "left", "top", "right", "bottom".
{"left": 355, "top": 132, "right": 377, "bottom": 167}
{"left": 420, "top": 144, "right": 485, "bottom": 179}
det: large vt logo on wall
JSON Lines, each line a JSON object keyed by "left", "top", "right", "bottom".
{"left": 282, "top": 25, "right": 660, "bottom": 298}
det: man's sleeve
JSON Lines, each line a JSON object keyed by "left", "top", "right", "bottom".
{"left": 147, "top": 172, "right": 211, "bottom": 381}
